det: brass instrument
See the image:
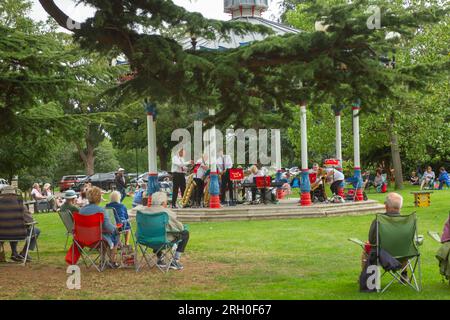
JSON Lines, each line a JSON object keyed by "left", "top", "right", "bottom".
{"left": 181, "top": 173, "right": 196, "bottom": 208}
{"left": 203, "top": 175, "right": 210, "bottom": 207}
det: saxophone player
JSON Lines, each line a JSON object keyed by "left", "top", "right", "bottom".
{"left": 171, "top": 148, "right": 193, "bottom": 209}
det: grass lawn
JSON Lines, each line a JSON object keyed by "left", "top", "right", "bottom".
{"left": 1, "top": 185, "right": 449, "bottom": 300}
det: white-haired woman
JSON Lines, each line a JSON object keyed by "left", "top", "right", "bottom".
{"left": 148, "top": 191, "right": 189, "bottom": 270}
{"left": 105, "top": 191, "right": 131, "bottom": 245}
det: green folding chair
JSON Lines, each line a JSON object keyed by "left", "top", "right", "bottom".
{"left": 135, "top": 211, "right": 180, "bottom": 273}
{"left": 376, "top": 213, "right": 422, "bottom": 292}
{"left": 58, "top": 209, "right": 73, "bottom": 250}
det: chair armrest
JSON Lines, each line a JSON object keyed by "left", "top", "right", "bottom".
{"left": 428, "top": 231, "right": 441, "bottom": 243}
{"left": 25, "top": 221, "right": 38, "bottom": 226}
{"left": 348, "top": 238, "right": 365, "bottom": 249}
{"left": 415, "top": 235, "right": 424, "bottom": 246}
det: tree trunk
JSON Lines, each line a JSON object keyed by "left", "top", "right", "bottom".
{"left": 75, "top": 142, "right": 96, "bottom": 176}
{"left": 158, "top": 147, "right": 169, "bottom": 171}
{"left": 389, "top": 113, "right": 404, "bottom": 190}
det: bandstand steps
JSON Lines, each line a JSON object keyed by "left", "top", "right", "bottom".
{"left": 173, "top": 201, "right": 385, "bottom": 222}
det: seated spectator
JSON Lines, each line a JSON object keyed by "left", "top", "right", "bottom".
{"left": 409, "top": 171, "right": 420, "bottom": 185}
{"left": 0, "top": 186, "right": 40, "bottom": 263}
{"left": 76, "top": 190, "right": 89, "bottom": 208}
{"left": 438, "top": 167, "right": 450, "bottom": 190}
{"left": 420, "top": 166, "right": 435, "bottom": 190}
{"left": 373, "top": 170, "right": 386, "bottom": 192}
{"left": 131, "top": 183, "right": 147, "bottom": 208}
{"left": 42, "top": 183, "right": 57, "bottom": 211}
{"left": 105, "top": 191, "right": 131, "bottom": 246}
{"left": 79, "top": 187, "right": 119, "bottom": 268}
{"left": 440, "top": 216, "right": 450, "bottom": 243}
{"left": 363, "top": 192, "right": 407, "bottom": 279}
{"left": 31, "top": 183, "right": 46, "bottom": 201}
{"left": 60, "top": 190, "right": 79, "bottom": 215}
{"left": 135, "top": 191, "right": 189, "bottom": 271}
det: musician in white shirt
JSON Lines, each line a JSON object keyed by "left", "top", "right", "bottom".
{"left": 171, "top": 148, "right": 193, "bottom": 208}
{"left": 193, "top": 153, "right": 209, "bottom": 207}
{"left": 216, "top": 150, "right": 234, "bottom": 205}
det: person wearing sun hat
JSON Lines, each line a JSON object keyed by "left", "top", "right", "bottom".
{"left": 60, "top": 190, "right": 80, "bottom": 216}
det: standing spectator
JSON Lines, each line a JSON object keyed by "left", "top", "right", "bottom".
{"left": 409, "top": 171, "right": 420, "bottom": 185}
{"left": 438, "top": 167, "right": 450, "bottom": 190}
{"left": 115, "top": 168, "right": 127, "bottom": 202}
{"left": 420, "top": 166, "right": 435, "bottom": 190}
{"left": 171, "top": 148, "right": 192, "bottom": 209}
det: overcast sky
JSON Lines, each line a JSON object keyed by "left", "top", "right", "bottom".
{"left": 30, "top": 0, "right": 283, "bottom": 29}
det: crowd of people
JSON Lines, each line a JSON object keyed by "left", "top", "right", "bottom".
{"left": 410, "top": 166, "right": 450, "bottom": 190}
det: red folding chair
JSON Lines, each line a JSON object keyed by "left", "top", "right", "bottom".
{"left": 70, "top": 212, "right": 107, "bottom": 272}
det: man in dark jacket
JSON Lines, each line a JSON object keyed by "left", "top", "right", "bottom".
{"left": 115, "top": 168, "right": 127, "bottom": 202}
{"left": 0, "top": 186, "right": 40, "bottom": 262}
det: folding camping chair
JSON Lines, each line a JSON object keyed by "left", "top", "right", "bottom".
{"left": 58, "top": 209, "right": 73, "bottom": 250}
{"left": 375, "top": 213, "right": 422, "bottom": 292}
{"left": 105, "top": 207, "right": 136, "bottom": 268}
{"left": 72, "top": 212, "right": 108, "bottom": 272}
{"left": 0, "top": 193, "right": 40, "bottom": 266}
{"left": 135, "top": 211, "right": 181, "bottom": 273}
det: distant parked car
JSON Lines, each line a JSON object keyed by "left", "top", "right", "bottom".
{"left": 0, "top": 178, "right": 9, "bottom": 191}
{"left": 131, "top": 171, "right": 171, "bottom": 185}
{"left": 72, "top": 172, "right": 117, "bottom": 191}
{"left": 59, "top": 175, "right": 87, "bottom": 191}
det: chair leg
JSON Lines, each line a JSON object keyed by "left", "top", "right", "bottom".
{"left": 22, "top": 225, "right": 34, "bottom": 267}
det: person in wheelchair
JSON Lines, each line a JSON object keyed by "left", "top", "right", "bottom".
{"left": 310, "top": 167, "right": 327, "bottom": 203}
{"left": 420, "top": 166, "right": 435, "bottom": 190}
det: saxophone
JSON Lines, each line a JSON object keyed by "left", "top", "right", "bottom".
{"left": 203, "top": 175, "right": 210, "bottom": 207}
{"left": 181, "top": 173, "right": 196, "bottom": 208}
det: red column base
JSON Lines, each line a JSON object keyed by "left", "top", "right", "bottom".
{"left": 147, "top": 194, "right": 152, "bottom": 207}
{"left": 338, "top": 187, "right": 345, "bottom": 198}
{"left": 300, "top": 192, "right": 312, "bottom": 206}
{"left": 276, "top": 189, "right": 285, "bottom": 200}
{"left": 355, "top": 188, "right": 364, "bottom": 201}
{"left": 209, "top": 195, "right": 221, "bottom": 209}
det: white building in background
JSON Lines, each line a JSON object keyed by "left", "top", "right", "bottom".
{"left": 181, "top": 0, "right": 299, "bottom": 51}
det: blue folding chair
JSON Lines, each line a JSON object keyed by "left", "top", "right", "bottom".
{"left": 135, "top": 211, "right": 180, "bottom": 272}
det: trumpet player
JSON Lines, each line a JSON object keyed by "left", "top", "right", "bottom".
{"left": 171, "top": 148, "right": 193, "bottom": 209}
{"left": 193, "top": 153, "right": 209, "bottom": 208}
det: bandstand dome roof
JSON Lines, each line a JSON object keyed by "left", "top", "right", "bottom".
{"left": 180, "top": 0, "right": 299, "bottom": 51}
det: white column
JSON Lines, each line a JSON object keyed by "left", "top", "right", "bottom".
{"left": 147, "top": 113, "right": 156, "bottom": 172}
{"left": 336, "top": 113, "right": 342, "bottom": 166}
{"left": 353, "top": 107, "right": 360, "bottom": 168}
{"left": 209, "top": 109, "right": 217, "bottom": 173}
{"left": 275, "top": 129, "right": 282, "bottom": 170}
{"left": 300, "top": 103, "right": 308, "bottom": 170}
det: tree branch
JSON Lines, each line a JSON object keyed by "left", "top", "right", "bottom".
{"left": 38, "top": 0, "right": 81, "bottom": 32}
